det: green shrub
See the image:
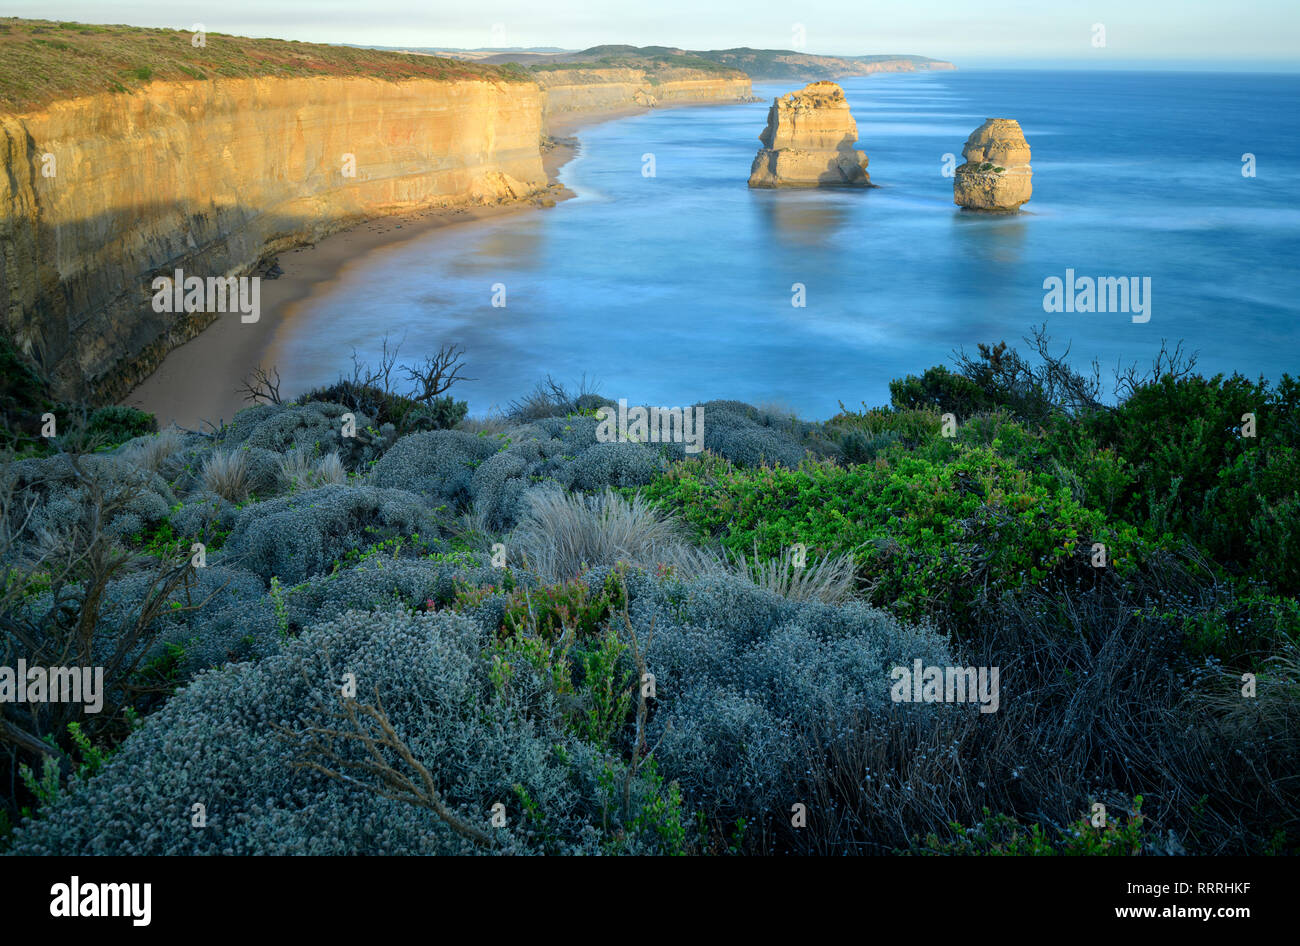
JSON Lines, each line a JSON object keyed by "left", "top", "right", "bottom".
{"left": 467, "top": 571, "right": 633, "bottom": 747}
{"left": 1097, "top": 372, "right": 1300, "bottom": 593}
{"left": 641, "top": 447, "right": 1145, "bottom": 630}
{"left": 1176, "top": 588, "right": 1300, "bottom": 664}
{"left": 888, "top": 364, "right": 1002, "bottom": 418}
{"left": 86, "top": 405, "right": 157, "bottom": 447}
{"left": 0, "top": 336, "right": 61, "bottom": 453}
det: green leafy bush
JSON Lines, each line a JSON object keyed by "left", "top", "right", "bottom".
{"left": 1175, "top": 587, "right": 1300, "bottom": 663}
{"left": 888, "top": 365, "right": 999, "bottom": 418}
{"left": 468, "top": 571, "right": 632, "bottom": 747}
{"left": 640, "top": 447, "right": 1145, "bottom": 629}
{"left": 0, "top": 337, "right": 62, "bottom": 453}
{"left": 1096, "top": 372, "right": 1299, "bottom": 593}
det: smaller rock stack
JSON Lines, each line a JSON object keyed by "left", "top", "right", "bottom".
{"left": 953, "top": 118, "right": 1032, "bottom": 211}
{"left": 748, "top": 81, "right": 872, "bottom": 188}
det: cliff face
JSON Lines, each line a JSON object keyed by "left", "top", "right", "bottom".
{"left": 537, "top": 68, "right": 752, "bottom": 126}
{"left": 748, "top": 81, "right": 871, "bottom": 188}
{"left": 1, "top": 76, "right": 547, "bottom": 403}
{"left": 953, "top": 118, "right": 1032, "bottom": 211}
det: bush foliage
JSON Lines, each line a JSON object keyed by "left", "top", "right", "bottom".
{"left": 2, "top": 338, "right": 1297, "bottom": 856}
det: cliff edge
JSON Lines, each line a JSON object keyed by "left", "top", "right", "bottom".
{"left": 0, "top": 20, "right": 753, "bottom": 404}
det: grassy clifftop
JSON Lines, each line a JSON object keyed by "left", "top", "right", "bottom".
{"left": 526, "top": 46, "right": 745, "bottom": 76}
{"left": 414, "top": 43, "right": 953, "bottom": 81}
{"left": 0, "top": 18, "right": 530, "bottom": 111}
{"left": 479, "top": 44, "right": 954, "bottom": 80}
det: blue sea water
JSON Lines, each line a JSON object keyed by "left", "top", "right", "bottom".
{"left": 264, "top": 70, "right": 1300, "bottom": 418}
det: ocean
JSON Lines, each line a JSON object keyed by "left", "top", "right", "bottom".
{"left": 260, "top": 69, "right": 1300, "bottom": 418}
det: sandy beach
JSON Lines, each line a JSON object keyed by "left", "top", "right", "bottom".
{"left": 124, "top": 132, "right": 588, "bottom": 429}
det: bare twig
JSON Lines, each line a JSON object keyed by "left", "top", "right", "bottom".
{"left": 402, "top": 343, "right": 474, "bottom": 403}
{"left": 236, "top": 365, "right": 282, "bottom": 405}
{"left": 286, "top": 686, "right": 494, "bottom": 847}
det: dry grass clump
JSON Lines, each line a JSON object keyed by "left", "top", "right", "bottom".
{"left": 278, "top": 449, "right": 346, "bottom": 491}
{"left": 510, "top": 488, "right": 711, "bottom": 581}
{"left": 119, "top": 427, "right": 185, "bottom": 475}
{"left": 200, "top": 449, "right": 249, "bottom": 503}
{"left": 725, "top": 544, "right": 859, "bottom": 604}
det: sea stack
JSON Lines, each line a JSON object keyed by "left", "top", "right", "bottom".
{"left": 747, "top": 81, "right": 872, "bottom": 188}
{"left": 953, "top": 118, "right": 1032, "bottom": 211}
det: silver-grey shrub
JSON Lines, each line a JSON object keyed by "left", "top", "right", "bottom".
{"left": 94, "top": 565, "right": 282, "bottom": 676}
{"left": 4, "top": 453, "right": 176, "bottom": 545}
{"left": 370, "top": 430, "right": 502, "bottom": 509}
{"left": 281, "top": 554, "right": 505, "bottom": 628}
{"left": 217, "top": 402, "right": 388, "bottom": 472}
{"left": 701, "top": 408, "right": 806, "bottom": 468}
{"left": 467, "top": 450, "right": 535, "bottom": 532}
{"left": 8, "top": 561, "right": 955, "bottom": 853}
{"left": 560, "top": 442, "right": 667, "bottom": 492}
{"left": 9, "top": 609, "right": 635, "bottom": 855}
{"left": 219, "top": 484, "right": 435, "bottom": 584}
{"left": 623, "top": 570, "right": 954, "bottom": 817}
{"left": 168, "top": 491, "right": 240, "bottom": 544}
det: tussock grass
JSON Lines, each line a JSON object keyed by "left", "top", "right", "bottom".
{"left": 510, "top": 487, "right": 710, "bottom": 581}
{"left": 725, "top": 544, "right": 860, "bottom": 604}
{"left": 120, "top": 426, "right": 184, "bottom": 474}
{"left": 200, "top": 448, "right": 249, "bottom": 502}
{"left": 278, "top": 449, "right": 345, "bottom": 491}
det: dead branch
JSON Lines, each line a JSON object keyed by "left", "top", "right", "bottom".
{"left": 287, "top": 687, "right": 493, "bottom": 847}
{"left": 403, "top": 343, "right": 474, "bottom": 403}
{"left": 237, "top": 365, "right": 282, "bottom": 405}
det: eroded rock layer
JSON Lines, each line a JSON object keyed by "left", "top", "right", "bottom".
{"left": 952, "top": 118, "right": 1032, "bottom": 211}
{"left": 537, "top": 67, "right": 752, "bottom": 128}
{"left": 747, "top": 81, "right": 871, "bottom": 188}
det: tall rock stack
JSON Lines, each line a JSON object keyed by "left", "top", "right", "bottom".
{"left": 747, "top": 81, "right": 872, "bottom": 188}
{"left": 953, "top": 118, "right": 1032, "bottom": 211}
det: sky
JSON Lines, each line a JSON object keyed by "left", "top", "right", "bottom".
{"left": 7, "top": 0, "right": 1300, "bottom": 68}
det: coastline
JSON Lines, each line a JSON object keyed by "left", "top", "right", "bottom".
{"left": 123, "top": 134, "right": 583, "bottom": 429}
{"left": 122, "top": 101, "right": 742, "bottom": 428}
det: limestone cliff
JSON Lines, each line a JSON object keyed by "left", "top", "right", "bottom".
{"left": 748, "top": 81, "right": 871, "bottom": 188}
{"left": 953, "top": 118, "right": 1032, "bottom": 212}
{"left": 1, "top": 76, "right": 547, "bottom": 402}
{"left": 536, "top": 67, "right": 752, "bottom": 127}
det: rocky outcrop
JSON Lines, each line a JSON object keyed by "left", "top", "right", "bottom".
{"left": 953, "top": 119, "right": 1032, "bottom": 211}
{"left": 1, "top": 76, "right": 548, "bottom": 403}
{"left": 537, "top": 68, "right": 751, "bottom": 128}
{"left": 747, "top": 82, "right": 871, "bottom": 188}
